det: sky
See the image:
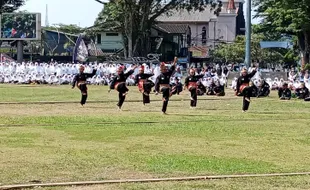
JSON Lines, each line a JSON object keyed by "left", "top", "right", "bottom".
{"left": 19, "top": 0, "right": 105, "bottom": 27}
{"left": 19, "top": 0, "right": 260, "bottom": 27}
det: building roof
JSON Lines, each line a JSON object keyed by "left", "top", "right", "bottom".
{"left": 154, "top": 23, "right": 188, "bottom": 34}
{"left": 156, "top": 7, "right": 217, "bottom": 23}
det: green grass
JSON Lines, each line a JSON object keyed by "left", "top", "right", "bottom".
{"left": 0, "top": 84, "right": 310, "bottom": 189}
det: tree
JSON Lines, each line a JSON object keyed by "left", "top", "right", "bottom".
{"left": 213, "top": 34, "right": 287, "bottom": 66}
{"left": 44, "top": 24, "right": 85, "bottom": 35}
{"left": 253, "top": 0, "right": 310, "bottom": 69}
{"left": 93, "top": 0, "right": 222, "bottom": 58}
{"left": 0, "top": 0, "right": 25, "bottom": 13}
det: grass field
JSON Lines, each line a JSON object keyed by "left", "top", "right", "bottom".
{"left": 0, "top": 84, "right": 310, "bottom": 189}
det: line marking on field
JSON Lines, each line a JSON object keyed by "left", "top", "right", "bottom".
{"left": 1, "top": 172, "right": 310, "bottom": 189}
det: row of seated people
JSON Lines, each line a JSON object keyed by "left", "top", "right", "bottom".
{"left": 278, "top": 82, "right": 310, "bottom": 101}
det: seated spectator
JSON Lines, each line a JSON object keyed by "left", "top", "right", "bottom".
{"left": 257, "top": 79, "right": 270, "bottom": 97}
{"left": 197, "top": 81, "right": 206, "bottom": 96}
{"left": 295, "top": 82, "right": 310, "bottom": 100}
{"left": 278, "top": 83, "right": 291, "bottom": 100}
{"left": 171, "top": 78, "right": 183, "bottom": 95}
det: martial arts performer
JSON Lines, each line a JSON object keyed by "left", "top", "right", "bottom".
{"left": 135, "top": 65, "right": 154, "bottom": 105}
{"left": 236, "top": 67, "right": 257, "bottom": 112}
{"left": 184, "top": 68, "right": 204, "bottom": 108}
{"left": 155, "top": 57, "right": 177, "bottom": 114}
{"left": 72, "top": 65, "right": 97, "bottom": 106}
{"left": 110, "top": 65, "right": 137, "bottom": 110}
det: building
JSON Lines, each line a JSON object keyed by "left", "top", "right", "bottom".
{"left": 94, "top": 0, "right": 245, "bottom": 61}
{"left": 156, "top": 0, "right": 245, "bottom": 59}
{"left": 95, "top": 30, "right": 123, "bottom": 53}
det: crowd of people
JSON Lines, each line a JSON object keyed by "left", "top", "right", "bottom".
{"left": 0, "top": 61, "right": 228, "bottom": 96}
{"left": 1, "top": 60, "right": 309, "bottom": 113}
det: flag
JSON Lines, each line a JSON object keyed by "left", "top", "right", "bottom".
{"left": 88, "top": 39, "right": 104, "bottom": 56}
{"left": 0, "top": 53, "right": 15, "bottom": 62}
{"left": 72, "top": 34, "right": 88, "bottom": 63}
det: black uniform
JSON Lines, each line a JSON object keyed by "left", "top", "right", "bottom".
{"left": 278, "top": 88, "right": 291, "bottom": 100}
{"left": 214, "top": 85, "right": 225, "bottom": 96}
{"left": 295, "top": 87, "right": 309, "bottom": 99}
{"left": 236, "top": 70, "right": 257, "bottom": 111}
{"left": 110, "top": 69, "right": 135, "bottom": 108}
{"left": 135, "top": 73, "right": 154, "bottom": 104}
{"left": 184, "top": 74, "right": 204, "bottom": 107}
{"left": 155, "top": 65, "right": 175, "bottom": 113}
{"left": 257, "top": 80, "right": 270, "bottom": 97}
{"left": 197, "top": 82, "right": 206, "bottom": 95}
{"left": 72, "top": 69, "right": 97, "bottom": 105}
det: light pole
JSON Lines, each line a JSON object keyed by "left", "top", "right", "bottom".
{"left": 245, "top": 0, "right": 251, "bottom": 68}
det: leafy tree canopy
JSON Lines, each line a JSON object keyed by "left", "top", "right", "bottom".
{"left": 44, "top": 24, "right": 85, "bottom": 35}
{"left": 0, "top": 0, "right": 25, "bottom": 13}
{"left": 253, "top": 0, "right": 310, "bottom": 68}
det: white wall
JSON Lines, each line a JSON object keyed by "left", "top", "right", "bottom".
{"left": 188, "top": 23, "right": 209, "bottom": 46}
{"left": 96, "top": 32, "right": 123, "bottom": 50}
{"left": 216, "top": 15, "right": 237, "bottom": 43}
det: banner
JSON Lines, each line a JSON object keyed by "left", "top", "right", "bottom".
{"left": 72, "top": 34, "right": 88, "bottom": 63}
{"left": 260, "top": 41, "right": 293, "bottom": 49}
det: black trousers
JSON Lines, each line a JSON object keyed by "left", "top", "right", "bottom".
{"left": 117, "top": 83, "right": 129, "bottom": 108}
{"left": 142, "top": 82, "right": 152, "bottom": 104}
{"left": 79, "top": 84, "right": 88, "bottom": 105}
{"left": 189, "top": 87, "right": 197, "bottom": 107}
{"left": 161, "top": 87, "right": 171, "bottom": 113}
{"left": 242, "top": 86, "right": 252, "bottom": 111}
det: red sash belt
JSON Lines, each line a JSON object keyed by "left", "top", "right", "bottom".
{"left": 138, "top": 80, "right": 146, "bottom": 92}
{"left": 240, "top": 83, "right": 249, "bottom": 92}
{"left": 188, "top": 82, "right": 197, "bottom": 89}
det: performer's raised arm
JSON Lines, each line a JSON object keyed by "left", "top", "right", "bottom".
{"left": 124, "top": 65, "right": 137, "bottom": 78}
{"left": 85, "top": 68, "right": 97, "bottom": 78}
{"left": 167, "top": 57, "right": 177, "bottom": 76}
{"left": 247, "top": 66, "right": 257, "bottom": 78}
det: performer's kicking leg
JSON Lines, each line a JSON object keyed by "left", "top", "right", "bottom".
{"left": 242, "top": 86, "right": 252, "bottom": 112}
{"left": 142, "top": 83, "right": 151, "bottom": 104}
{"left": 161, "top": 87, "right": 170, "bottom": 114}
{"left": 116, "top": 83, "right": 129, "bottom": 109}
{"left": 190, "top": 88, "right": 197, "bottom": 107}
{"left": 79, "top": 84, "right": 88, "bottom": 106}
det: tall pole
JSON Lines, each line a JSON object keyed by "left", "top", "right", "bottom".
{"left": 245, "top": 0, "right": 251, "bottom": 68}
{"left": 17, "top": 40, "right": 24, "bottom": 63}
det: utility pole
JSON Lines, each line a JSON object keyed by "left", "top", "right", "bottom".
{"left": 245, "top": 0, "right": 251, "bottom": 68}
